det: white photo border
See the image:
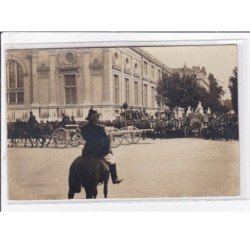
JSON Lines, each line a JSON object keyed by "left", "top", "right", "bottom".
{"left": 1, "top": 32, "right": 250, "bottom": 211}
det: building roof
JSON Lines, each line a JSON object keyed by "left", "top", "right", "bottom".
{"left": 132, "top": 47, "right": 174, "bottom": 74}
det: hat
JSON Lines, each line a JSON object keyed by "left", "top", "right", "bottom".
{"left": 86, "top": 110, "right": 100, "bottom": 121}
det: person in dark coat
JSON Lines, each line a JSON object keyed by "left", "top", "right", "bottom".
{"left": 27, "top": 111, "right": 38, "bottom": 129}
{"left": 81, "top": 110, "right": 123, "bottom": 184}
{"left": 61, "top": 113, "right": 70, "bottom": 126}
{"left": 86, "top": 106, "right": 95, "bottom": 121}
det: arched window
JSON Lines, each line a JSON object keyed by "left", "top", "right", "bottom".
{"left": 7, "top": 60, "right": 24, "bottom": 105}
{"left": 125, "top": 78, "right": 130, "bottom": 104}
{"left": 113, "top": 52, "right": 119, "bottom": 65}
{"left": 134, "top": 63, "right": 138, "bottom": 73}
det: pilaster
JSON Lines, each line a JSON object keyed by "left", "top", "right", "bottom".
{"left": 83, "top": 49, "right": 91, "bottom": 105}
{"left": 31, "top": 50, "right": 39, "bottom": 106}
{"left": 103, "top": 49, "right": 113, "bottom": 105}
{"left": 49, "top": 50, "right": 57, "bottom": 105}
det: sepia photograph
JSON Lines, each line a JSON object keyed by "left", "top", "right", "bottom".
{"left": 3, "top": 41, "right": 240, "bottom": 201}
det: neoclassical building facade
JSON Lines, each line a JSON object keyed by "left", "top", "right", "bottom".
{"left": 6, "top": 47, "right": 173, "bottom": 121}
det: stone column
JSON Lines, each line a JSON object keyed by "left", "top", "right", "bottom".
{"left": 120, "top": 52, "right": 124, "bottom": 105}
{"left": 23, "top": 54, "right": 32, "bottom": 106}
{"left": 49, "top": 50, "right": 57, "bottom": 105}
{"left": 140, "top": 58, "right": 144, "bottom": 107}
{"left": 31, "top": 50, "right": 39, "bottom": 106}
{"left": 83, "top": 49, "right": 91, "bottom": 105}
{"left": 131, "top": 59, "right": 134, "bottom": 107}
{"left": 103, "top": 49, "right": 113, "bottom": 104}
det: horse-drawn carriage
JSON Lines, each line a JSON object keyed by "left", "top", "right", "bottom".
{"left": 106, "top": 126, "right": 153, "bottom": 148}
{"left": 184, "top": 113, "right": 209, "bottom": 138}
{"left": 52, "top": 124, "right": 85, "bottom": 148}
{"left": 7, "top": 121, "right": 85, "bottom": 148}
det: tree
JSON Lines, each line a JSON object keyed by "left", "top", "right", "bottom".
{"left": 208, "top": 73, "right": 225, "bottom": 112}
{"left": 156, "top": 73, "right": 182, "bottom": 110}
{"left": 156, "top": 73, "right": 203, "bottom": 114}
{"left": 179, "top": 74, "right": 200, "bottom": 112}
{"left": 228, "top": 67, "right": 238, "bottom": 114}
{"left": 223, "top": 99, "right": 233, "bottom": 111}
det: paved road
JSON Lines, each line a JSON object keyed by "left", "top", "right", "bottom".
{"left": 7, "top": 138, "right": 240, "bottom": 200}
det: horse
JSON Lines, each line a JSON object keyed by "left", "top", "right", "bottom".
{"left": 7, "top": 120, "right": 35, "bottom": 147}
{"left": 7, "top": 121, "right": 19, "bottom": 147}
{"left": 32, "top": 122, "right": 55, "bottom": 148}
{"left": 68, "top": 156, "right": 110, "bottom": 199}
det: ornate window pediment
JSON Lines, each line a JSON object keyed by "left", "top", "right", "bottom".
{"left": 57, "top": 50, "right": 79, "bottom": 69}
{"left": 89, "top": 58, "right": 103, "bottom": 75}
{"left": 37, "top": 63, "right": 50, "bottom": 78}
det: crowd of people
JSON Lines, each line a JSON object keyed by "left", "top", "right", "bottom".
{"left": 8, "top": 107, "right": 239, "bottom": 144}
{"left": 102, "top": 108, "right": 239, "bottom": 141}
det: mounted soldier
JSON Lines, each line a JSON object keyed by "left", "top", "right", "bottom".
{"left": 61, "top": 113, "right": 70, "bottom": 126}
{"left": 80, "top": 109, "right": 123, "bottom": 184}
{"left": 27, "top": 111, "right": 38, "bottom": 130}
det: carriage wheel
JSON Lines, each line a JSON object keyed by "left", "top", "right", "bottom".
{"left": 69, "top": 132, "right": 84, "bottom": 147}
{"left": 120, "top": 127, "right": 133, "bottom": 145}
{"left": 130, "top": 127, "right": 141, "bottom": 144}
{"left": 191, "top": 128, "right": 199, "bottom": 137}
{"left": 52, "top": 128, "right": 69, "bottom": 148}
{"left": 184, "top": 126, "right": 188, "bottom": 138}
{"left": 110, "top": 128, "right": 122, "bottom": 148}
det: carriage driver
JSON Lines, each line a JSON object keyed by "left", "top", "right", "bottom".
{"left": 80, "top": 110, "right": 123, "bottom": 184}
{"left": 27, "top": 111, "right": 38, "bottom": 128}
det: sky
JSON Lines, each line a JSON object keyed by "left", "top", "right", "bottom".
{"left": 143, "top": 45, "right": 237, "bottom": 100}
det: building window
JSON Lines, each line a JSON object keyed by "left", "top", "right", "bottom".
{"left": 7, "top": 60, "right": 24, "bottom": 105}
{"left": 143, "top": 84, "right": 148, "bottom": 106}
{"left": 9, "top": 92, "right": 16, "bottom": 104}
{"left": 158, "top": 69, "right": 161, "bottom": 80}
{"left": 151, "top": 65, "right": 154, "bottom": 78}
{"left": 144, "top": 61, "right": 148, "bottom": 75}
{"left": 65, "top": 75, "right": 76, "bottom": 104}
{"left": 125, "top": 78, "right": 130, "bottom": 104}
{"left": 113, "top": 74, "right": 119, "bottom": 104}
{"left": 151, "top": 87, "right": 155, "bottom": 108}
{"left": 134, "top": 63, "right": 138, "bottom": 74}
{"left": 17, "top": 92, "right": 24, "bottom": 104}
{"left": 134, "top": 81, "right": 138, "bottom": 106}
{"left": 114, "top": 52, "right": 119, "bottom": 65}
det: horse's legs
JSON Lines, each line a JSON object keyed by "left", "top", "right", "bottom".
{"left": 68, "top": 190, "right": 75, "bottom": 199}
{"left": 40, "top": 138, "right": 45, "bottom": 148}
{"left": 46, "top": 138, "right": 51, "bottom": 147}
{"left": 85, "top": 187, "right": 97, "bottom": 199}
{"left": 34, "top": 138, "right": 38, "bottom": 147}
{"left": 104, "top": 182, "right": 108, "bottom": 198}
{"left": 103, "top": 174, "right": 110, "bottom": 198}
{"left": 93, "top": 187, "right": 98, "bottom": 199}
{"left": 30, "top": 138, "right": 34, "bottom": 148}
{"left": 85, "top": 189, "right": 92, "bottom": 199}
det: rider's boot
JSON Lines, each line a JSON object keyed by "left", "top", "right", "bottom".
{"left": 110, "top": 164, "right": 123, "bottom": 184}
